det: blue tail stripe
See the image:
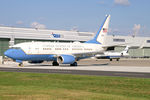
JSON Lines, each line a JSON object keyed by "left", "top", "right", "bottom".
{"left": 93, "top": 15, "right": 108, "bottom": 40}
{"left": 85, "top": 15, "right": 109, "bottom": 44}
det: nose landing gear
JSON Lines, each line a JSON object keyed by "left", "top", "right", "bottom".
{"left": 18, "top": 63, "right": 24, "bottom": 67}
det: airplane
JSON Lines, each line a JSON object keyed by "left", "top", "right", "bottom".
{"left": 94, "top": 46, "right": 129, "bottom": 61}
{"left": 4, "top": 15, "right": 112, "bottom": 67}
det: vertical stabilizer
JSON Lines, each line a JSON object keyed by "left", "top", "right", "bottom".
{"left": 85, "top": 15, "right": 110, "bottom": 44}
{"left": 122, "top": 46, "right": 129, "bottom": 54}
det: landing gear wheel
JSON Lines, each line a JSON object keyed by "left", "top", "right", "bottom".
{"left": 18, "top": 63, "right": 24, "bottom": 67}
{"left": 110, "top": 59, "right": 112, "bottom": 61}
{"left": 116, "top": 59, "right": 119, "bottom": 61}
{"left": 70, "top": 62, "right": 78, "bottom": 66}
{"left": 52, "top": 61, "right": 59, "bottom": 66}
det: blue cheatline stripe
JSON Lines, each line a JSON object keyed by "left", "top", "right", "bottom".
{"left": 84, "top": 39, "right": 101, "bottom": 44}
{"left": 85, "top": 15, "right": 109, "bottom": 44}
{"left": 5, "top": 49, "right": 56, "bottom": 61}
{"left": 109, "top": 56, "right": 122, "bottom": 58}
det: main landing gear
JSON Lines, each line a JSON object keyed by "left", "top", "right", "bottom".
{"left": 52, "top": 61, "right": 78, "bottom": 66}
{"left": 52, "top": 61, "right": 59, "bottom": 66}
{"left": 116, "top": 59, "right": 119, "bottom": 61}
{"left": 109, "top": 59, "right": 120, "bottom": 61}
{"left": 70, "top": 62, "right": 78, "bottom": 66}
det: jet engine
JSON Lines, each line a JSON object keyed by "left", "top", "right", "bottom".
{"left": 57, "top": 55, "right": 75, "bottom": 64}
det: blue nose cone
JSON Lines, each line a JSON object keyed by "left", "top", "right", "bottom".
{"left": 4, "top": 49, "right": 18, "bottom": 59}
{"left": 4, "top": 49, "right": 11, "bottom": 58}
{"left": 4, "top": 49, "right": 26, "bottom": 60}
{"left": 4, "top": 49, "right": 17, "bottom": 59}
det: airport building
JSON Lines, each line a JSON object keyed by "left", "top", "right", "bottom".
{"left": 0, "top": 26, "right": 150, "bottom": 57}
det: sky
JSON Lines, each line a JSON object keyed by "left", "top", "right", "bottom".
{"left": 0, "top": 0, "right": 149, "bottom": 36}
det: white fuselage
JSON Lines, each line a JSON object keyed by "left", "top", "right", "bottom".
{"left": 14, "top": 42, "right": 105, "bottom": 56}
{"left": 95, "top": 50, "right": 129, "bottom": 58}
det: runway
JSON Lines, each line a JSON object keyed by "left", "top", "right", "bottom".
{"left": 0, "top": 66, "right": 150, "bottom": 78}
{"left": 0, "top": 59, "right": 150, "bottom": 78}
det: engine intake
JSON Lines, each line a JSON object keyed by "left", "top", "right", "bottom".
{"left": 57, "top": 55, "right": 75, "bottom": 64}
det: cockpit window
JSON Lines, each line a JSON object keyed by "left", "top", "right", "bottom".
{"left": 11, "top": 47, "right": 21, "bottom": 49}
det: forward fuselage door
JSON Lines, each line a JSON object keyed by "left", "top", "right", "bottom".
{"left": 28, "top": 46, "right": 32, "bottom": 54}
{"left": 28, "top": 46, "right": 40, "bottom": 55}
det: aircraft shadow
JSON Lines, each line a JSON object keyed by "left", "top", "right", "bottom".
{"left": 24, "top": 63, "right": 109, "bottom": 67}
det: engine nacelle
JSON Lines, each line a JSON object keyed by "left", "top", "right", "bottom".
{"left": 28, "top": 60, "right": 44, "bottom": 64}
{"left": 57, "top": 55, "right": 75, "bottom": 64}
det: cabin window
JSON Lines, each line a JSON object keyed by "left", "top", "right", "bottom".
{"left": 63, "top": 48, "right": 68, "bottom": 50}
{"left": 113, "top": 38, "right": 125, "bottom": 42}
{"left": 55, "top": 48, "right": 61, "bottom": 50}
{"left": 43, "top": 48, "right": 51, "bottom": 50}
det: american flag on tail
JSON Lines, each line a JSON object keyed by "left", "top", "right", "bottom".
{"left": 103, "top": 28, "right": 107, "bottom": 33}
